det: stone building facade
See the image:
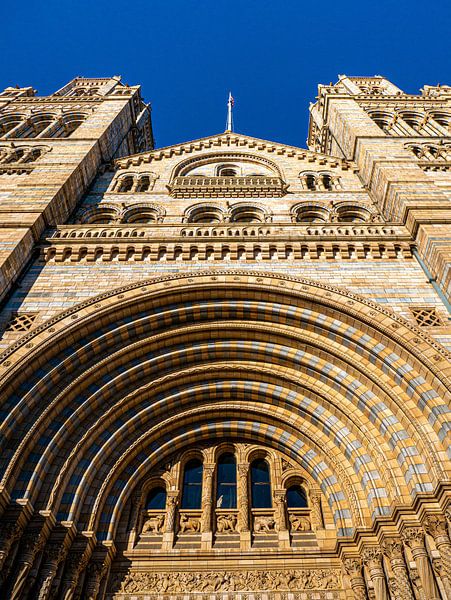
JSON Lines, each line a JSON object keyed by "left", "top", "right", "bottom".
{"left": 0, "top": 75, "right": 450, "bottom": 599}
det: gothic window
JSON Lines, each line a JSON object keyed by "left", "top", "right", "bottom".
{"left": 181, "top": 458, "right": 203, "bottom": 509}
{"left": 286, "top": 485, "right": 308, "bottom": 508}
{"left": 251, "top": 459, "right": 272, "bottom": 508}
{"left": 146, "top": 486, "right": 167, "bottom": 510}
{"left": 216, "top": 453, "right": 237, "bottom": 508}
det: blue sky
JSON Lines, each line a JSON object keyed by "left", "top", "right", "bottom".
{"left": 2, "top": 0, "right": 450, "bottom": 149}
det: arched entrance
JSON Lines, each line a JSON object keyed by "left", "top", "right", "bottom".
{"left": 0, "top": 271, "right": 449, "bottom": 599}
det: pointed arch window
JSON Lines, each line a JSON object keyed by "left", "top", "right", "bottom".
{"left": 216, "top": 453, "right": 237, "bottom": 508}
{"left": 145, "top": 486, "right": 167, "bottom": 510}
{"left": 251, "top": 459, "right": 272, "bottom": 508}
{"left": 286, "top": 485, "right": 308, "bottom": 508}
{"left": 181, "top": 459, "right": 203, "bottom": 509}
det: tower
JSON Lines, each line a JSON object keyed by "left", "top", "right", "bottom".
{"left": 0, "top": 76, "right": 449, "bottom": 600}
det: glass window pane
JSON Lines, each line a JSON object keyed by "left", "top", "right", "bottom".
{"left": 216, "top": 453, "right": 237, "bottom": 508}
{"left": 146, "top": 487, "right": 166, "bottom": 510}
{"left": 286, "top": 485, "right": 308, "bottom": 508}
{"left": 251, "top": 459, "right": 272, "bottom": 508}
{"left": 181, "top": 459, "right": 203, "bottom": 509}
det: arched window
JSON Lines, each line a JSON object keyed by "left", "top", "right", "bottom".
{"left": 181, "top": 458, "right": 203, "bottom": 509}
{"left": 118, "top": 176, "right": 134, "bottom": 192}
{"left": 306, "top": 174, "right": 317, "bottom": 190}
{"left": 136, "top": 176, "right": 151, "bottom": 192}
{"left": 321, "top": 174, "right": 333, "bottom": 190}
{"left": 251, "top": 459, "right": 272, "bottom": 508}
{"left": 216, "top": 453, "right": 237, "bottom": 508}
{"left": 286, "top": 485, "right": 308, "bottom": 508}
{"left": 146, "top": 486, "right": 167, "bottom": 510}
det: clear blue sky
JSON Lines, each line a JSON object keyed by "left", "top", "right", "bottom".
{"left": 2, "top": 0, "right": 450, "bottom": 149}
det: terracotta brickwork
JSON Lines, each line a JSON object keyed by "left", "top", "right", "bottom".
{"left": 0, "top": 77, "right": 449, "bottom": 600}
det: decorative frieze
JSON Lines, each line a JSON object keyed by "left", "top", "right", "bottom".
{"left": 110, "top": 568, "right": 342, "bottom": 594}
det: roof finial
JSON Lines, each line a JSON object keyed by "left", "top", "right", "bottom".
{"left": 225, "top": 92, "right": 234, "bottom": 132}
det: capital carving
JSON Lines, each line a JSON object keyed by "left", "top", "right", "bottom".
{"left": 402, "top": 527, "right": 425, "bottom": 549}
{"left": 0, "top": 521, "right": 21, "bottom": 548}
{"left": 362, "top": 546, "right": 383, "bottom": 568}
{"left": 43, "top": 541, "right": 66, "bottom": 564}
{"left": 381, "top": 538, "right": 404, "bottom": 560}
{"left": 423, "top": 514, "right": 448, "bottom": 539}
{"left": 343, "top": 557, "right": 363, "bottom": 577}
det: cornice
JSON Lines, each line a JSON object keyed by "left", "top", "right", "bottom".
{"left": 115, "top": 133, "right": 356, "bottom": 172}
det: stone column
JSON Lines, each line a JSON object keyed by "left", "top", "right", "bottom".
{"left": 432, "top": 557, "right": 451, "bottom": 600}
{"left": 343, "top": 557, "right": 368, "bottom": 600}
{"left": 402, "top": 527, "right": 440, "bottom": 600}
{"left": 162, "top": 491, "right": 178, "bottom": 550}
{"left": 362, "top": 546, "right": 389, "bottom": 600}
{"left": 381, "top": 538, "right": 415, "bottom": 600}
{"left": 274, "top": 489, "right": 289, "bottom": 549}
{"left": 0, "top": 521, "right": 21, "bottom": 579}
{"left": 237, "top": 463, "right": 251, "bottom": 550}
{"left": 10, "top": 530, "right": 46, "bottom": 600}
{"left": 423, "top": 513, "right": 451, "bottom": 585}
{"left": 200, "top": 463, "right": 215, "bottom": 549}
{"left": 84, "top": 559, "right": 108, "bottom": 600}
{"left": 35, "top": 542, "right": 68, "bottom": 600}
{"left": 310, "top": 492, "right": 324, "bottom": 529}
{"left": 59, "top": 550, "right": 89, "bottom": 600}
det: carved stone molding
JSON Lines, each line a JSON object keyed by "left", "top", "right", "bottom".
{"left": 110, "top": 568, "right": 342, "bottom": 594}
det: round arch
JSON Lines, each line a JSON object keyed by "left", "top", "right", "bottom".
{"left": 0, "top": 271, "right": 449, "bottom": 547}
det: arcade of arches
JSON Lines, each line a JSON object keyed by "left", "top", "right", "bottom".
{"left": 0, "top": 272, "right": 450, "bottom": 600}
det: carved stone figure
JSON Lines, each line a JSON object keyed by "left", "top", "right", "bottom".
{"left": 179, "top": 514, "right": 201, "bottom": 533}
{"left": 216, "top": 513, "right": 237, "bottom": 533}
{"left": 115, "top": 568, "right": 342, "bottom": 593}
{"left": 254, "top": 515, "right": 277, "bottom": 533}
{"left": 289, "top": 514, "right": 311, "bottom": 532}
{"left": 141, "top": 514, "right": 164, "bottom": 534}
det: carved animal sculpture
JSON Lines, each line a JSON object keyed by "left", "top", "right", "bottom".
{"left": 254, "top": 516, "right": 277, "bottom": 533}
{"left": 141, "top": 514, "right": 164, "bottom": 534}
{"left": 216, "top": 514, "right": 237, "bottom": 533}
{"left": 180, "top": 514, "right": 201, "bottom": 533}
{"left": 289, "top": 515, "right": 311, "bottom": 532}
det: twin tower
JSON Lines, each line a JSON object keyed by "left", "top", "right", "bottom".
{"left": 0, "top": 75, "right": 450, "bottom": 600}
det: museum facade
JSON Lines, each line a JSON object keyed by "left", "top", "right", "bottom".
{"left": 0, "top": 75, "right": 450, "bottom": 599}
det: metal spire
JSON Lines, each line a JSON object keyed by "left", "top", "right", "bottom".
{"left": 225, "top": 92, "right": 234, "bottom": 132}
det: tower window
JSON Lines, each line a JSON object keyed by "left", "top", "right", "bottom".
{"left": 216, "top": 453, "right": 237, "bottom": 508}
{"left": 251, "top": 458, "right": 272, "bottom": 508}
{"left": 181, "top": 458, "right": 203, "bottom": 509}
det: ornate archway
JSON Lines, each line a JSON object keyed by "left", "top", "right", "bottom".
{"left": 0, "top": 271, "right": 449, "bottom": 599}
